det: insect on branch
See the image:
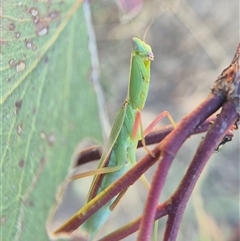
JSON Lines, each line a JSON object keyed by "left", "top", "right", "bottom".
{"left": 98, "top": 43, "right": 240, "bottom": 241}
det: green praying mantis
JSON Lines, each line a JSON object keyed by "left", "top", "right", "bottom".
{"left": 51, "top": 37, "right": 175, "bottom": 240}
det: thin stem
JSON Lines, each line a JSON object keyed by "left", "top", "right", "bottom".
{"left": 163, "top": 103, "right": 239, "bottom": 241}
{"left": 137, "top": 94, "right": 223, "bottom": 241}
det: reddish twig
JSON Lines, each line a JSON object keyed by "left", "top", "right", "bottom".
{"left": 163, "top": 103, "right": 239, "bottom": 241}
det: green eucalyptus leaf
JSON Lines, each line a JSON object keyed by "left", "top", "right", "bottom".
{"left": 1, "top": 1, "right": 102, "bottom": 240}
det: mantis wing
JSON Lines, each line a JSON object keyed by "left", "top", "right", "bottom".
{"left": 86, "top": 101, "right": 128, "bottom": 200}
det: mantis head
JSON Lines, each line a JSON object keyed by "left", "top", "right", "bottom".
{"left": 132, "top": 37, "right": 154, "bottom": 61}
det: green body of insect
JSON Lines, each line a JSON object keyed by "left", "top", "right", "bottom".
{"left": 54, "top": 37, "right": 154, "bottom": 239}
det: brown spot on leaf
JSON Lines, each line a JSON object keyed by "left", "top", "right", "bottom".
{"left": 16, "top": 61, "right": 26, "bottom": 72}
{"left": 0, "top": 39, "right": 7, "bottom": 45}
{"left": 9, "top": 59, "right": 15, "bottom": 66}
{"left": 29, "top": 7, "right": 39, "bottom": 17}
{"left": 28, "top": 200, "right": 34, "bottom": 207}
{"left": 15, "top": 100, "right": 22, "bottom": 114}
{"left": 40, "top": 131, "right": 46, "bottom": 139}
{"left": 33, "top": 15, "right": 39, "bottom": 24}
{"left": 8, "top": 23, "right": 15, "bottom": 31}
{"left": 40, "top": 157, "right": 46, "bottom": 166}
{"left": 18, "top": 159, "right": 25, "bottom": 169}
{"left": 27, "top": 7, "right": 59, "bottom": 38}
{"left": 37, "top": 26, "right": 48, "bottom": 36}
{"left": 48, "top": 133, "right": 56, "bottom": 146}
{"left": 17, "top": 123, "right": 23, "bottom": 135}
{"left": 32, "top": 106, "right": 36, "bottom": 114}
{"left": 15, "top": 32, "right": 21, "bottom": 39}
{"left": 0, "top": 216, "right": 6, "bottom": 225}
{"left": 25, "top": 39, "right": 33, "bottom": 49}
{"left": 49, "top": 11, "right": 60, "bottom": 19}
{"left": 44, "top": 56, "right": 49, "bottom": 63}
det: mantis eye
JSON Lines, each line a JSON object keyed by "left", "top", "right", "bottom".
{"left": 148, "top": 52, "right": 154, "bottom": 61}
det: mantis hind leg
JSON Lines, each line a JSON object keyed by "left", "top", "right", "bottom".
{"left": 132, "top": 111, "right": 155, "bottom": 157}
{"left": 109, "top": 188, "right": 128, "bottom": 211}
{"left": 134, "top": 110, "right": 176, "bottom": 156}
{"left": 143, "top": 110, "right": 176, "bottom": 137}
{"left": 70, "top": 165, "right": 123, "bottom": 180}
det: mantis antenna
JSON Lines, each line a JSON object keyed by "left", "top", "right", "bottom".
{"left": 130, "top": 18, "right": 140, "bottom": 39}
{"left": 130, "top": 18, "right": 154, "bottom": 41}
{"left": 143, "top": 19, "right": 154, "bottom": 41}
